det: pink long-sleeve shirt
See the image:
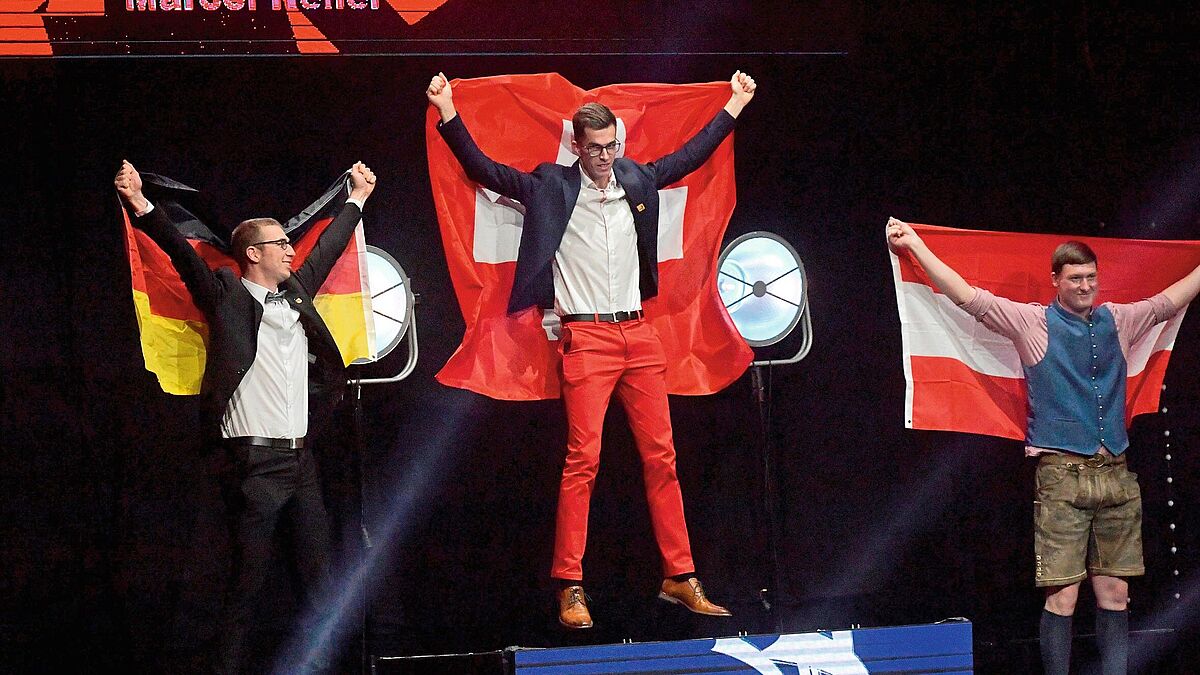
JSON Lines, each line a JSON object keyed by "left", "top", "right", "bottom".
{"left": 959, "top": 288, "right": 1176, "bottom": 455}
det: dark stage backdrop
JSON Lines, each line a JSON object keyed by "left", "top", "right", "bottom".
{"left": 4, "top": 3, "right": 1200, "bottom": 672}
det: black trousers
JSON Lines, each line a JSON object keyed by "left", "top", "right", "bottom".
{"left": 216, "top": 443, "right": 331, "bottom": 674}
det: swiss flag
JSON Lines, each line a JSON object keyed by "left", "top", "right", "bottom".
{"left": 426, "top": 73, "right": 753, "bottom": 400}
{"left": 889, "top": 222, "right": 1200, "bottom": 440}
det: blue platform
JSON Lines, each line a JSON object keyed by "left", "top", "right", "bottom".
{"left": 511, "top": 621, "right": 973, "bottom": 674}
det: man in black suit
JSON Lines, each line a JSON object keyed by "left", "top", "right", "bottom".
{"left": 115, "top": 160, "right": 376, "bottom": 673}
{"left": 427, "top": 71, "right": 754, "bottom": 628}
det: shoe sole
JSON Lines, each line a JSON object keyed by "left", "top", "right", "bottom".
{"left": 558, "top": 617, "right": 593, "bottom": 629}
{"left": 657, "top": 591, "right": 733, "bottom": 617}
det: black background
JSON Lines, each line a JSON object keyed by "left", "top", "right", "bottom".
{"left": 5, "top": 2, "right": 1200, "bottom": 672}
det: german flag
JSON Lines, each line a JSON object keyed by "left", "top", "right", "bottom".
{"left": 123, "top": 171, "right": 376, "bottom": 395}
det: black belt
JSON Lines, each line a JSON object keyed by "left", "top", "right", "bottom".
{"left": 226, "top": 436, "right": 305, "bottom": 449}
{"left": 560, "top": 310, "right": 644, "bottom": 324}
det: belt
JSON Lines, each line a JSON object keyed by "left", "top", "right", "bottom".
{"left": 560, "top": 310, "right": 644, "bottom": 324}
{"left": 1039, "top": 451, "right": 1124, "bottom": 469}
{"left": 226, "top": 435, "right": 305, "bottom": 449}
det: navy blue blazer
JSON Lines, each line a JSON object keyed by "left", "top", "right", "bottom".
{"left": 437, "top": 110, "right": 737, "bottom": 314}
{"left": 132, "top": 203, "right": 361, "bottom": 434}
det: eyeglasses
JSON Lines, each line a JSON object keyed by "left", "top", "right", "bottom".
{"left": 251, "top": 238, "right": 292, "bottom": 250}
{"left": 583, "top": 140, "right": 621, "bottom": 158}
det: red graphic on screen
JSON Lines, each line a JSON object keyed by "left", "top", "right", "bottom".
{"left": 1, "top": 0, "right": 105, "bottom": 56}
{"left": 0, "top": 0, "right": 450, "bottom": 55}
{"left": 384, "top": 0, "right": 444, "bottom": 25}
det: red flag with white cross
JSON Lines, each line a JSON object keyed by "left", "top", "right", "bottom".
{"left": 426, "top": 73, "right": 753, "bottom": 400}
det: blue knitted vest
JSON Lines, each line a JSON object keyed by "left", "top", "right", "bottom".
{"left": 1024, "top": 302, "right": 1128, "bottom": 456}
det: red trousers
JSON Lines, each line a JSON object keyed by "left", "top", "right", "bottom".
{"left": 551, "top": 318, "right": 695, "bottom": 580}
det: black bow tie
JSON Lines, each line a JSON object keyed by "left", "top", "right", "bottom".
{"left": 264, "top": 290, "right": 288, "bottom": 304}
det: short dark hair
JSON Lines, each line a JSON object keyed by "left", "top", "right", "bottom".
{"left": 230, "top": 217, "right": 282, "bottom": 268}
{"left": 1051, "top": 241, "right": 1098, "bottom": 275}
{"left": 572, "top": 102, "right": 616, "bottom": 141}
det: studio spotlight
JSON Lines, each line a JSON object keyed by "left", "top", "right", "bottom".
{"left": 717, "top": 231, "right": 812, "bottom": 630}
{"left": 718, "top": 231, "right": 811, "bottom": 363}
{"left": 352, "top": 245, "right": 418, "bottom": 383}
{"left": 344, "top": 244, "right": 418, "bottom": 670}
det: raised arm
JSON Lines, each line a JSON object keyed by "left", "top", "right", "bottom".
{"left": 426, "top": 71, "right": 458, "bottom": 124}
{"left": 427, "top": 72, "right": 538, "bottom": 201}
{"left": 292, "top": 161, "right": 376, "bottom": 294}
{"left": 115, "top": 160, "right": 151, "bottom": 214}
{"left": 886, "top": 217, "right": 976, "bottom": 305}
{"left": 722, "top": 70, "right": 756, "bottom": 119}
{"left": 1160, "top": 260, "right": 1200, "bottom": 310}
{"left": 115, "top": 160, "right": 223, "bottom": 310}
{"left": 648, "top": 71, "right": 756, "bottom": 188}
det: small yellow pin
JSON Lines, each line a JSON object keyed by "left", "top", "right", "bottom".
{"left": 636, "top": 203, "right": 646, "bottom": 212}
{"left": 294, "top": 298, "right": 303, "bottom": 304}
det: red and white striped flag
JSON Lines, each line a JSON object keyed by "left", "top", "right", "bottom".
{"left": 888, "top": 222, "right": 1200, "bottom": 441}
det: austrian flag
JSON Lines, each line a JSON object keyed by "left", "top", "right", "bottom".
{"left": 889, "top": 222, "right": 1200, "bottom": 441}
{"left": 426, "top": 73, "right": 753, "bottom": 400}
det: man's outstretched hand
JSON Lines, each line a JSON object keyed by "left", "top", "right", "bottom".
{"left": 886, "top": 217, "right": 923, "bottom": 253}
{"left": 724, "top": 70, "right": 757, "bottom": 118}
{"left": 349, "top": 161, "right": 377, "bottom": 202}
{"left": 426, "top": 72, "right": 457, "bottom": 123}
{"left": 114, "top": 160, "right": 150, "bottom": 214}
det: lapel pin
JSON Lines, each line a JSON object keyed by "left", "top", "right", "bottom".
{"left": 636, "top": 203, "right": 646, "bottom": 212}
{"left": 294, "top": 297, "right": 303, "bottom": 304}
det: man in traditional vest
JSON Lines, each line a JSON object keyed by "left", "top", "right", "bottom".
{"left": 887, "top": 218, "right": 1200, "bottom": 675}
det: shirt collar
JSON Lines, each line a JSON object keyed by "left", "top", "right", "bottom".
{"left": 579, "top": 164, "right": 619, "bottom": 192}
{"left": 241, "top": 277, "right": 276, "bottom": 305}
{"left": 1050, "top": 299, "right": 1093, "bottom": 323}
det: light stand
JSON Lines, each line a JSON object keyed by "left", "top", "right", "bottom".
{"left": 718, "top": 231, "right": 811, "bottom": 631}
{"left": 346, "top": 245, "right": 417, "bottom": 673}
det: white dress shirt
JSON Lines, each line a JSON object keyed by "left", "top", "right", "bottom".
{"left": 552, "top": 167, "right": 642, "bottom": 315}
{"left": 219, "top": 278, "right": 309, "bottom": 439}
{"left": 136, "top": 195, "right": 367, "bottom": 438}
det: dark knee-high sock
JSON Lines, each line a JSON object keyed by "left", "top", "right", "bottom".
{"left": 1040, "top": 609, "right": 1072, "bottom": 675}
{"left": 1095, "top": 608, "right": 1129, "bottom": 675}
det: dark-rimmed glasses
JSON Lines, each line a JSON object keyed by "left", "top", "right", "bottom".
{"left": 583, "top": 140, "right": 621, "bottom": 158}
{"left": 251, "top": 238, "right": 292, "bottom": 250}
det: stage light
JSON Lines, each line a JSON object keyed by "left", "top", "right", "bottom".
{"left": 335, "top": 244, "right": 420, "bottom": 669}
{"left": 717, "top": 231, "right": 811, "bottom": 631}
{"left": 718, "top": 231, "right": 811, "bottom": 361}
{"left": 352, "top": 245, "right": 414, "bottom": 365}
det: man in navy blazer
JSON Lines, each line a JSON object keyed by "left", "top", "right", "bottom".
{"left": 116, "top": 160, "right": 376, "bottom": 673}
{"left": 428, "top": 71, "right": 755, "bottom": 628}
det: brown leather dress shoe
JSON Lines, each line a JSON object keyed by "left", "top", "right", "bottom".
{"left": 557, "top": 585, "right": 594, "bottom": 629}
{"left": 658, "top": 577, "right": 732, "bottom": 616}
